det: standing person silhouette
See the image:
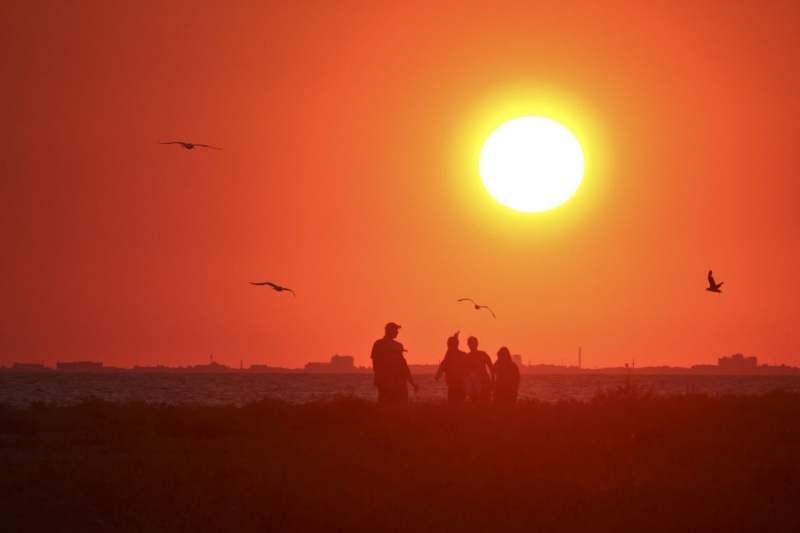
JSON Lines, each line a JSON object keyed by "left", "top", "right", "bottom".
{"left": 492, "top": 347, "right": 521, "bottom": 404}
{"left": 463, "top": 336, "right": 493, "bottom": 403}
{"left": 435, "top": 331, "right": 467, "bottom": 404}
{"left": 370, "top": 322, "right": 418, "bottom": 403}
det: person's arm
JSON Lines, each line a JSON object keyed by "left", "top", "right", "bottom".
{"left": 435, "top": 356, "right": 446, "bottom": 381}
{"left": 403, "top": 358, "right": 419, "bottom": 392}
{"left": 370, "top": 341, "right": 381, "bottom": 385}
{"left": 370, "top": 340, "right": 378, "bottom": 363}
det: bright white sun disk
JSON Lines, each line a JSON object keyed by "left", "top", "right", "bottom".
{"left": 479, "top": 117, "right": 585, "bottom": 212}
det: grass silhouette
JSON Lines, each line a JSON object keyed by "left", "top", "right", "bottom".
{"left": 1, "top": 388, "right": 799, "bottom": 532}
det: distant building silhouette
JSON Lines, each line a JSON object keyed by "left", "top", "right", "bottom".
{"left": 305, "top": 354, "right": 356, "bottom": 373}
{"left": 248, "top": 364, "right": 299, "bottom": 373}
{"left": 718, "top": 353, "right": 757, "bottom": 372}
{"left": 189, "top": 361, "right": 235, "bottom": 373}
{"left": 11, "top": 363, "right": 52, "bottom": 373}
{"left": 56, "top": 361, "right": 104, "bottom": 372}
{"left": 132, "top": 365, "right": 177, "bottom": 373}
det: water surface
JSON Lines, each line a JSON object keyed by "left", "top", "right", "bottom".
{"left": 2, "top": 373, "right": 800, "bottom": 408}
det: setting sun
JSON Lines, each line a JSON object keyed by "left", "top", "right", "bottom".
{"left": 479, "top": 117, "right": 585, "bottom": 212}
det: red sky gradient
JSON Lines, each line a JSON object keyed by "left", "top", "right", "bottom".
{"left": 3, "top": 1, "right": 800, "bottom": 370}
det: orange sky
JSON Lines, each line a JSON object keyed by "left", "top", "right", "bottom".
{"left": 3, "top": 0, "right": 800, "bottom": 370}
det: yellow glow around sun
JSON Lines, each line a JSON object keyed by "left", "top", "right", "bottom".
{"left": 479, "top": 117, "right": 585, "bottom": 213}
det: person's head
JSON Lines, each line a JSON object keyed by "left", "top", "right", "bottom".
{"left": 467, "top": 336, "right": 478, "bottom": 351}
{"left": 447, "top": 331, "right": 460, "bottom": 349}
{"left": 496, "top": 346, "right": 511, "bottom": 362}
{"left": 384, "top": 322, "right": 401, "bottom": 338}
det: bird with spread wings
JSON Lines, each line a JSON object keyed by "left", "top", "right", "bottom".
{"left": 160, "top": 141, "right": 221, "bottom": 150}
{"left": 458, "top": 298, "right": 496, "bottom": 318}
{"left": 706, "top": 270, "right": 724, "bottom": 293}
{"left": 250, "top": 281, "right": 296, "bottom": 296}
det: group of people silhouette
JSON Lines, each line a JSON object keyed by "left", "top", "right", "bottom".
{"left": 370, "top": 322, "right": 521, "bottom": 405}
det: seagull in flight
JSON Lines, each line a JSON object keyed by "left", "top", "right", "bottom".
{"left": 160, "top": 141, "right": 221, "bottom": 150}
{"left": 706, "top": 270, "right": 724, "bottom": 293}
{"left": 250, "top": 281, "right": 296, "bottom": 296}
{"left": 458, "top": 298, "right": 496, "bottom": 318}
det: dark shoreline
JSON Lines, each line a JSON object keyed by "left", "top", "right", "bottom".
{"left": 2, "top": 388, "right": 800, "bottom": 532}
{"left": 4, "top": 365, "right": 800, "bottom": 375}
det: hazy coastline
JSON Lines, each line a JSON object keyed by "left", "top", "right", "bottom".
{"left": 4, "top": 352, "right": 798, "bottom": 376}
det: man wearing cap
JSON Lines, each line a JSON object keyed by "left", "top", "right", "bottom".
{"left": 370, "top": 322, "right": 419, "bottom": 403}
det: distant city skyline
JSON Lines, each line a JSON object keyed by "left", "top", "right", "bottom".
{"left": 4, "top": 352, "right": 798, "bottom": 376}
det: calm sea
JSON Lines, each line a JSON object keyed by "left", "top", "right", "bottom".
{"left": 2, "top": 373, "right": 800, "bottom": 408}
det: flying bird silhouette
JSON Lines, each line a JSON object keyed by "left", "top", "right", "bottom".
{"left": 706, "top": 270, "right": 724, "bottom": 293}
{"left": 250, "top": 281, "right": 296, "bottom": 296}
{"left": 160, "top": 141, "right": 221, "bottom": 150}
{"left": 458, "top": 298, "right": 496, "bottom": 318}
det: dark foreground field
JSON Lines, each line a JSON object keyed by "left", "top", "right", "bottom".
{"left": 2, "top": 385, "right": 799, "bottom": 532}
